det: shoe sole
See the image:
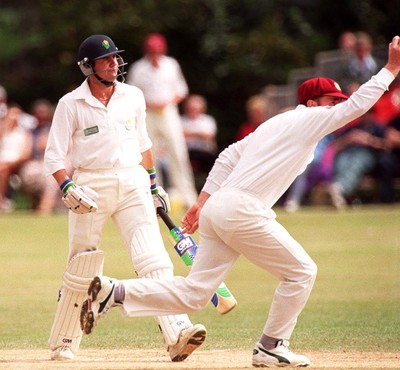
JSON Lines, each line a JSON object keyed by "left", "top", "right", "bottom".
{"left": 252, "top": 361, "right": 310, "bottom": 368}
{"left": 171, "top": 328, "right": 207, "bottom": 362}
{"left": 80, "top": 276, "right": 102, "bottom": 335}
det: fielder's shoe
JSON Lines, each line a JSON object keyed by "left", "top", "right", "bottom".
{"left": 252, "top": 340, "right": 310, "bottom": 368}
{"left": 50, "top": 346, "right": 74, "bottom": 361}
{"left": 80, "top": 275, "right": 118, "bottom": 335}
{"left": 168, "top": 324, "right": 207, "bottom": 362}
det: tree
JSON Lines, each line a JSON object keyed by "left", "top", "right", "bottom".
{"left": 0, "top": 0, "right": 397, "bottom": 147}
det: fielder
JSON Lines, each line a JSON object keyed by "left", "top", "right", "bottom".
{"left": 81, "top": 36, "right": 400, "bottom": 367}
{"left": 44, "top": 34, "right": 206, "bottom": 362}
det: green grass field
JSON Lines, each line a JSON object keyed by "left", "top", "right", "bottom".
{"left": 0, "top": 205, "right": 399, "bottom": 354}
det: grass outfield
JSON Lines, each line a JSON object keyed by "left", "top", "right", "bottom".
{"left": 0, "top": 205, "right": 399, "bottom": 354}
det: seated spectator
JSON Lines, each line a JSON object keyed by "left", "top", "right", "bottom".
{"left": 235, "top": 94, "right": 268, "bottom": 141}
{"left": 181, "top": 95, "right": 218, "bottom": 192}
{"left": 284, "top": 134, "right": 335, "bottom": 212}
{"left": 337, "top": 31, "right": 357, "bottom": 53}
{"left": 19, "top": 99, "right": 70, "bottom": 213}
{"left": 0, "top": 103, "right": 33, "bottom": 211}
{"left": 347, "top": 32, "right": 380, "bottom": 86}
{"left": 328, "top": 110, "right": 389, "bottom": 209}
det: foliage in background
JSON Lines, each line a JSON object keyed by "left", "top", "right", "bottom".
{"left": 0, "top": 0, "right": 399, "bottom": 146}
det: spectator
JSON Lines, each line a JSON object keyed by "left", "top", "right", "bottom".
{"left": 328, "top": 110, "right": 389, "bottom": 209}
{"left": 0, "top": 103, "right": 33, "bottom": 211}
{"left": 181, "top": 95, "right": 218, "bottom": 192}
{"left": 126, "top": 33, "right": 198, "bottom": 208}
{"left": 337, "top": 31, "right": 357, "bottom": 53}
{"left": 235, "top": 94, "right": 268, "bottom": 141}
{"left": 19, "top": 99, "right": 71, "bottom": 213}
{"left": 236, "top": 95, "right": 267, "bottom": 141}
{"left": 284, "top": 134, "right": 335, "bottom": 212}
{"left": 347, "top": 32, "right": 380, "bottom": 86}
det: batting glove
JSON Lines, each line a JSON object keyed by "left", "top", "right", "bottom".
{"left": 60, "top": 179, "right": 99, "bottom": 214}
{"left": 152, "top": 186, "right": 170, "bottom": 213}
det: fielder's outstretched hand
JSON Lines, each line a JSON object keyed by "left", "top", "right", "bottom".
{"left": 61, "top": 179, "right": 98, "bottom": 214}
{"left": 385, "top": 35, "right": 400, "bottom": 77}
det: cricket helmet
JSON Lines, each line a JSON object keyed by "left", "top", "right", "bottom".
{"left": 77, "top": 34, "right": 126, "bottom": 84}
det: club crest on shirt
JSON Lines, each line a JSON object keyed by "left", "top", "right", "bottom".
{"left": 125, "top": 119, "right": 134, "bottom": 131}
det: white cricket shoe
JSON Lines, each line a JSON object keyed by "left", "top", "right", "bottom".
{"left": 80, "top": 275, "right": 118, "bottom": 335}
{"left": 51, "top": 346, "right": 74, "bottom": 361}
{"left": 252, "top": 340, "right": 310, "bottom": 367}
{"left": 168, "top": 324, "right": 207, "bottom": 362}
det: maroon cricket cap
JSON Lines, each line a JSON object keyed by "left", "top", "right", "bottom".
{"left": 297, "top": 77, "right": 348, "bottom": 104}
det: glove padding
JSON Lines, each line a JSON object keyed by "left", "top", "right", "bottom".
{"left": 62, "top": 182, "right": 99, "bottom": 214}
{"left": 152, "top": 186, "right": 170, "bottom": 213}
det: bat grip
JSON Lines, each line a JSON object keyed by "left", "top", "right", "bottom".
{"left": 157, "top": 207, "right": 176, "bottom": 230}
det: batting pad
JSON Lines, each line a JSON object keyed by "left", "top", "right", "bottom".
{"left": 48, "top": 250, "right": 104, "bottom": 353}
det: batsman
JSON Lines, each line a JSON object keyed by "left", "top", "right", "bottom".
{"left": 44, "top": 34, "right": 206, "bottom": 362}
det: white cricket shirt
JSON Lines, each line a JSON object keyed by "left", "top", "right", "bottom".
{"left": 44, "top": 80, "right": 152, "bottom": 176}
{"left": 203, "top": 68, "right": 394, "bottom": 208}
{"left": 126, "top": 55, "right": 188, "bottom": 106}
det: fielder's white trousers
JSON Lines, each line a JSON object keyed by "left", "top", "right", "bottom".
{"left": 121, "top": 188, "right": 317, "bottom": 339}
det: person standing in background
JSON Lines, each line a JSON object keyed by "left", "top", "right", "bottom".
{"left": 127, "top": 33, "right": 198, "bottom": 209}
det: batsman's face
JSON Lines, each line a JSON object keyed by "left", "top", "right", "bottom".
{"left": 94, "top": 55, "right": 119, "bottom": 82}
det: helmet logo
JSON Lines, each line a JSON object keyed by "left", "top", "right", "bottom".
{"left": 102, "top": 40, "right": 110, "bottom": 50}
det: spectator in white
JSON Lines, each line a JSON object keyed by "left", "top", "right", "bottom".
{"left": 0, "top": 103, "right": 33, "bottom": 211}
{"left": 126, "top": 33, "right": 198, "bottom": 208}
{"left": 181, "top": 95, "right": 218, "bottom": 192}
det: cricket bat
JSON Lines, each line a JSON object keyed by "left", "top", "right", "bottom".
{"left": 157, "top": 207, "right": 237, "bottom": 315}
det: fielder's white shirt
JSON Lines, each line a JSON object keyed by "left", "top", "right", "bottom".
{"left": 44, "top": 80, "right": 151, "bottom": 176}
{"left": 126, "top": 55, "right": 188, "bottom": 106}
{"left": 203, "top": 68, "right": 394, "bottom": 208}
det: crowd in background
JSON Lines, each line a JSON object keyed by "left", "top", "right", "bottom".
{"left": 1, "top": 30, "right": 400, "bottom": 214}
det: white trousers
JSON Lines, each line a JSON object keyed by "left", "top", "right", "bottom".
{"left": 121, "top": 188, "right": 317, "bottom": 339}
{"left": 146, "top": 106, "right": 198, "bottom": 207}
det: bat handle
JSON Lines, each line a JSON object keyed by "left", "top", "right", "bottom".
{"left": 157, "top": 207, "right": 175, "bottom": 230}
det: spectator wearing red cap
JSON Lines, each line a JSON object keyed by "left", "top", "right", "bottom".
{"left": 127, "top": 33, "right": 198, "bottom": 209}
